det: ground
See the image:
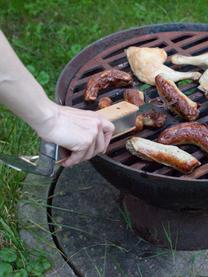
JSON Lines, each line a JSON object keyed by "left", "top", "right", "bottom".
{"left": 0, "top": 0, "right": 208, "bottom": 275}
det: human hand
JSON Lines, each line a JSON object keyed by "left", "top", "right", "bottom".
{"left": 36, "top": 104, "right": 115, "bottom": 167}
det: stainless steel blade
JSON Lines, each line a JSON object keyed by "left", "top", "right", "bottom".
{"left": 138, "top": 102, "right": 157, "bottom": 113}
{"left": 0, "top": 153, "right": 38, "bottom": 173}
{"left": 112, "top": 109, "right": 138, "bottom": 137}
{"left": 112, "top": 102, "right": 158, "bottom": 138}
{"left": 0, "top": 147, "right": 57, "bottom": 177}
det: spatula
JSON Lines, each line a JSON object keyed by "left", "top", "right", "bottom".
{"left": 0, "top": 101, "right": 162, "bottom": 176}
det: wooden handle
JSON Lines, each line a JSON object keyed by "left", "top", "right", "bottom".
{"left": 96, "top": 101, "right": 138, "bottom": 121}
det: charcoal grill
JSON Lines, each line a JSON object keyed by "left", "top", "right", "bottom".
{"left": 56, "top": 23, "right": 208, "bottom": 209}
{"left": 55, "top": 23, "right": 208, "bottom": 249}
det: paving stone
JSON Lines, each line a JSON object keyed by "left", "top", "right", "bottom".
{"left": 51, "top": 162, "right": 208, "bottom": 277}
{"left": 18, "top": 172, "right": 75, "bottom": 277}
{"left": 18, "top": 161, "right": 208, "bottom": 276}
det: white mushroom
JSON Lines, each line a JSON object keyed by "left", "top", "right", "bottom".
{"left": 125, "top": 47, "right": 201, "bottom": 85}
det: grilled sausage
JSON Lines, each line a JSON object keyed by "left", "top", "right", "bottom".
{"left": 155, "top": 74, "right": 199, "bottom": 121}
{"left": 158, "top": 122, "right": 208, "bottom": 153}
{"left": 98, "top": 97, "right": 112, "bottom": 109}
{"left": 84, "top": 69, "right": 133, "bottom": 101}
{"left": 123, "top": 89, "right": 144, "bottom": 106}
{"left": 126, "top": 137, "right": 200, "bottom": 174}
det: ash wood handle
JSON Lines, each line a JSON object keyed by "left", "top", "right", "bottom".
{"left": 96, "top": 101, "right": 138, "bottom": 121}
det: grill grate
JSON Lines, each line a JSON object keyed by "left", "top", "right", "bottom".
{"left": 64, "top": 30, "right": 208, "bottom": 179}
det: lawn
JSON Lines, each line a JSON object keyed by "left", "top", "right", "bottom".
{"left": 0, "top": 0, "right": 208, "bottom": 275}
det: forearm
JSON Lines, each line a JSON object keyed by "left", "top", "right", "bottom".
{"left": 0, "top": 30, "right": 56, "bottom": 133}
{"left": 0, "top": 31, "right": 114, "bottom": 166}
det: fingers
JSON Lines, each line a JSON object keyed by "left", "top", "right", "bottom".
{"left": 56, "top": 147, "right": 71, "bottom": 165}
{"left": 100, "top": 118, "right": 115, "bottom": 152}
{"left": 61, "top": 149, "right": 87, "bottom": 167}
{"left": 61, "top": 131, "right": 98, "bottom": 167}
{"left": 103, "top": 131, "right": 112, "bottom": 153}
{"left": 94, "top": 122, "right": 106, "bottom": 154}
{"left": 71, "top": 109, "right": 115, "bottom": 149}
{"left": 82, "top": 138, "right": 97, "bottom": 161}
{"left": 100, "top": 117, "right": 115, "bottom": 134}
{"left": 60, "top": 113, "right": 115, "bottom": 167}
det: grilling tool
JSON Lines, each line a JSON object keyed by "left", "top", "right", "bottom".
{"left": 97, "top": 100, "right": 166, "bottom": 138}
{"left": 0, "top": 100, "right": 164, "bottom": 176}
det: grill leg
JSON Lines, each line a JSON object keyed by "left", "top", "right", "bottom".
{"left": 123, "top": 194, "right": 208, "bottom": 250}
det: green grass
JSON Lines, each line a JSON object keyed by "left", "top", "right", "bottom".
{"left": 0, "top": 0, "right": 208, "bottom": 274}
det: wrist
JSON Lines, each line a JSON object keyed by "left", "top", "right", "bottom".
{"left": 32, "top": 98, "right": 59, "bottom": 139}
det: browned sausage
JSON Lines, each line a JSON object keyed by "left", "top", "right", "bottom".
{"left": 123, "top": 89, "right": 144, "bottom": 106}
{"left": 84, "top": 69, "right": 133, "bottom": 101}
{"left": 155, "top": 74, "right": 199, "bottom": 121}
{"left": 158, "top": 122, "right": 208, "bottom": 153}
{"left": 98, "top": 97, "right": 112, "bottom": 109}
{"left": 126, "top": 137, "right": 200, "bottom": 174}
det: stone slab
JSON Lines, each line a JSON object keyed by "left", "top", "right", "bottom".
{"left": 51, "top": 162, "right": 208, "bottom": 277}
{"left": 17, "top": 171, "right": 75, "bottom": 277}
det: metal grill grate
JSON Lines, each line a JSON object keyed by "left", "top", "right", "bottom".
{"left": 64, "top": 30, "right": 208, "bottom": 179}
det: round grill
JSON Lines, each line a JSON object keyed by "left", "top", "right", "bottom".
{"left": 57, "top": 23, "right": 208, "bottom": 181}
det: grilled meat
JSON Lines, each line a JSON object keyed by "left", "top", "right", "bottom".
{"left": 171, "top": 53, "right": 208, "bottom": 97}
{"left": 84, "top": 69, "right": 132, "bottom": 101}
{"left": 135, "top": 114, "right": 144, "bottom": 131}
{"left": 155, "top": 74, "right": 199, "bottom": 121}
{"left": 171, "top": 53, "right": 208, "bottom": 67}
{"left": 126, "top": 47, "right": 201, "bottom": 85}
{"left": 123, "top": 89, "right": 144, "bottom": 106}
{"left": 126, "top": 137, "right": 200, "bottom": 173}
{"left": 198, "top": 69, "right": 208, "bottom": 97}
{"left": 98, "top": 97, "right": 112, "bottom": 109}
{"left": 158, "top": 122, "right": 208, "bottom": 154}
{"left": 142, "top": 111, "right": 167, "bottom": 128}
{"left": 135, "top": 111, "right": 167, "bottom": 131}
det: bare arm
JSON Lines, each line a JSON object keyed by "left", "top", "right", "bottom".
{"left": 0, "top": 30, "right": 56, "bottom": 131}
{"left": 0, "top": 31, "right": 114, "bottom": 167}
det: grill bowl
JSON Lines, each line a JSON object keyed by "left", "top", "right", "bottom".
{"left": 56, "top": 23, "right": 208, "bottom": 210}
